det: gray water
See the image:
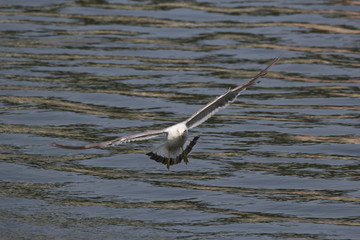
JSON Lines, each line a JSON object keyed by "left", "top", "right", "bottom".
{"left": 1, "top": 1, "right": 359, "bottom": 239}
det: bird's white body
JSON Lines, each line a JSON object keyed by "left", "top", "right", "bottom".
{"left": 146, "top": 122, "right": 193, "bottom": 168}
{"left": 165, "top": 122, "right": 188, "bottom": 149}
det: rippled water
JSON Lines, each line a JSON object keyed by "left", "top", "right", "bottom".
{"left": 1, "top": 1, "right": 359, "bottom": 239}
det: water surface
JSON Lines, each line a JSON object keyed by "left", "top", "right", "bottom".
{"left": 1, "top": 0, "right": 359, "bottom": 239}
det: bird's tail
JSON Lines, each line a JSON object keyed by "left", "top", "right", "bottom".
{"left": 146, "top": 136, "right": 200, "bottom": 168}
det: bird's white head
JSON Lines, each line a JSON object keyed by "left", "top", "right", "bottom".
{"left": 167, "top": 123, "right": 188, "bottom": 141}
{"left": 177, "top": 124, "right": 188, "bottom": 139}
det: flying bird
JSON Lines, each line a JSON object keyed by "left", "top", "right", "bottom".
{"left": 52, "top": 57, "right": 280, "bottom": 169}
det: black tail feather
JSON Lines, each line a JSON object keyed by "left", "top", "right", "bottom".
{"left": 146, "top": 136, "right": 200, "bottom": 168}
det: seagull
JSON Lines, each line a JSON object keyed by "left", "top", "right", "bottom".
{"left": 52, "top": 57, "right": 280, "bottom": 169}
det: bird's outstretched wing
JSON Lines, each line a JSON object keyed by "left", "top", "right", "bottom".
{"left": 52, "top": 129, "right": 166, "bottom": 149}
{"left": 184, "top": 57, "right": 280, "bottom": 129}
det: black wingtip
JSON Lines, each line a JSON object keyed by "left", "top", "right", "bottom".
{"left": 51, "top": 141, "right": 89, "bottom": 149}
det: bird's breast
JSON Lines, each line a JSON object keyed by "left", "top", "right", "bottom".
{"left": 166, "top": 133, "right": 188, "bottom": 149}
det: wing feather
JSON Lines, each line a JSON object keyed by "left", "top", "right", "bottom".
{"left": 52, "top": 129, "right": 166, "bottom": 150}
{"left": 185, "top": 57, "right": 280, "bottom": 129}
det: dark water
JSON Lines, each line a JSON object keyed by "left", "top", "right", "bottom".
{"left": 1, "top": 1, "right": 359, "bottom": 239}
